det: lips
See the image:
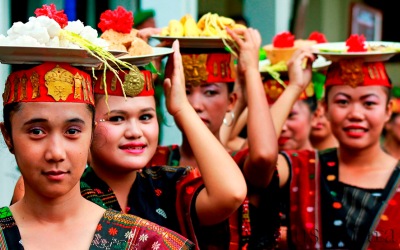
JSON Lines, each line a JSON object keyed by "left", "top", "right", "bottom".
{"left": 343, "top": 125, "right": 368, "bottom": 138}
{"left": 278, "top": 137, "right": 290, "bottom": 146}
{"left": 120, "top": 142, "right": 147, "bottom": 154}
{"left": 42, "top": 170, "right": 69, "bottom": 181}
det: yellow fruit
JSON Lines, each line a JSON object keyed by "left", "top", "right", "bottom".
{"left": 197, "top": 12, "right": 211, "bottom": 30}
{"left": 160, "top": 27, "right": 169, "bottom": 36}
{"left": 180, "top": 14, "right": 193, "bottom": 25}
{"left": 232, "top": 23, "right": 247, "bottom": 30}
{"left": 184, "top": 17, "right": 200, "bottom": 36}
{"left": 217, "top": 16, "right": 235, "bottom": 29}
{"left": 168, "top": 20, "right": 184, "bottom": 36}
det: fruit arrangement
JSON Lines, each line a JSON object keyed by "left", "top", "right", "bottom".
{"left": 161, "top": 13, "right": 246, "bottom": 38}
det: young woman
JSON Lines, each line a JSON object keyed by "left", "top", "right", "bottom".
{"left": 149, "top": 28, "right": 279, "bottom": 249}
{"left": 382, "top": 95, "right": 400, "bottom": 158}
{"left": 79, "top": 40, "right": 247, "bottom": 248}
{"left": 0, "top": 62, "right": 194, "bottom": 249}
{"left": 272, "top": 48, "right": 400, "bottom": 249}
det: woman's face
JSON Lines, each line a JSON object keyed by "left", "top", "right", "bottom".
{"left": 310, "top": 102, "right": 333, "bottom": 141}
{"left": 3, "top": 102, "right": 93, "bottom": 199}
{"left": 279, "top": 100, "right": 313, "bottom": 150}
{"left": 90, "top": 95, "right": 159, "bottom": 173}
{"left": 326, "top": 85, "right": 391, "bottom": 150}
{"left": 186, "top": 83, "right": 235, "bottom": 136}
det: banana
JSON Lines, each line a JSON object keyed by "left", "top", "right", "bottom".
{"left": 168, "top": 20, "right": 184, "bottom": 37}
{"left": 160, "top": 27, "right": 169, "bottom": 36}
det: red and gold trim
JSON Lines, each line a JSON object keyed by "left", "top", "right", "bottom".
{"left": 93, "top": 66, "right": 154, "bottom": 97}
{"left": 182, "top": 53, "right": 235, "bottom": 86}
{"left": 325, "top": 60, "right": 391, "bottom": 88}
{"left": 3, "top": 62, "right": 94, "bottom": 106}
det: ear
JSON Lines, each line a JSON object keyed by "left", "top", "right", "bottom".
{"left": 384, "top": 99, "right": 393, "bottom": 123}
{"left": 0, "top": 122, "right": 14, "bottom": 154}
{"left": 227, "top": 91, "right": 238, "bottom": 112}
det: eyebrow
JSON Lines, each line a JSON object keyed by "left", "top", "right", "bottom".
{"left": 23, "top": 118, "right": 86, "bottom": 126}
{"left": 103, "top": 108, "right": 155, "bottom": 116}
{"left": 334, "top": 93, "right": 379, "bottom": 100}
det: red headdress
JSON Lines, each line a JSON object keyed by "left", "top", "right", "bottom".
{"left": 3, "top": 62, "right": 94, "bottom": 106}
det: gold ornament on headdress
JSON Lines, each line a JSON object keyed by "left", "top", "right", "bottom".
{"left": 264, "top": 80, "right": 283, "bottom": 102}
{"left": 30, "top": 71, "right": 40, "bottom": 99}
{"left": 123, "top": 65, "right": 145, "bottom": 97}
{"left": 339, "top": 59, "right": 364, "bottom": 88}
{"left": 45, "top": 65, "right": 74, "bottom": 101}
{"left": 182, "top": 54, "right": 208, "bottom": 86}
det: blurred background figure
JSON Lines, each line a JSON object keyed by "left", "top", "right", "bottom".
{"left": 134, "top": 9, "right": 156, "bottom": 29}
{"left": 382, "top": 87, "right": 400, "bottom": 159}
{"left": 310, "top": 101, "right": 338, "bottom": 150}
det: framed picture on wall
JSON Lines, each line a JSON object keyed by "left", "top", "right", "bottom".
{"left": 350, "top": 3, "right": 382, "bottom": 41}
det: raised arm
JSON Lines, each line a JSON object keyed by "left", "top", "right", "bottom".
{"left": 164, "top": 41, "right": 247, "bottom": 226}
{"left": 227, "top": 28, "right": 278, "bottom": 188}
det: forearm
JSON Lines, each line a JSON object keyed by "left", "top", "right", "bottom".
{"left": 174, "top": 104, "right": 247, "bottom": 225}
{"left": 271, "top": 84, "right": 303, "bottom": 137}
{"left": 244, "top": 68, "right": 278, "bottom": 187}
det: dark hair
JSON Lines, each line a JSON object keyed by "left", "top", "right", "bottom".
{"left": 3, "top": 103, "right": 95, "bottom": 146}
{"left": 227, "top": 82, "right": 235, "bottom": 93}
{"left": 301, "top": 95, "right": 318, "bottom": 113}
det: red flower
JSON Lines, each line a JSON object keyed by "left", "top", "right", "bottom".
{"left": 273, "top": 31, "right": 295, "bottom": 48}
{"left": 34, "top": 4, "right": 68, "bottom": 29}
{"left": 346, "top": 34, "right": 367, "bottom": 52}
{"left": 308, "top": 31, "right": 327, "bottom": 44}
{"left": 96, "top": 224, "right": 102, "bottom": 231}
{"left": 98, "top": 6, "right": 134, "bottom": 34}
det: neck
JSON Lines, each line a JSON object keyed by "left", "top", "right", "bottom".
{"left": 14, "top": 182, "right": 88, "bottom": 223}
{"left": 338, "top": 141, "right": 385, "bottom": 168}
{"left": 90, "top": 161, "right": 137, "bottom": 212}
{"left": 311, "top": 134, "right": 338, "bottom": 151}
{"left": 299, "top": 139, "right": 314, "bottom": 151}
{"left": 383, "top": 136, "right": 400, "bottom": 159}
{"left": 180, "top": 136, "right": 198, "bottom": 168}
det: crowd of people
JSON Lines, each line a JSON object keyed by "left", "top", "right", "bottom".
{"left": 1, "top": 4, "right": 400, "bottom": 250}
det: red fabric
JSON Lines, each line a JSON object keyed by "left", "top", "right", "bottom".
{"left": 93, "top": 69, "right": 154, "bottom": 97}
{"left": 262, "top": 78, "right": 310, "bottom": 105}
{"left": 3, "top": 62, "right": 94, "bottom": 106}
{"left": 367, "top": 179, "right": 400, "bottom": 249}
{"left": 287, "top": 150, "right": 323, "bottom": 249}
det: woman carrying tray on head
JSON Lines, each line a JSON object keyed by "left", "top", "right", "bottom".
{"left": 0, "top": 62, "right": 194, "bottom": 249}
{"left": 270, "top": 42, "right": 400, "bottom": 249}
{"left": 148, "top": 28, "right": 279, "bottom": 249}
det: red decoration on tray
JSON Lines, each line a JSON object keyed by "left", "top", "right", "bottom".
{"left": 98, "top": 6, "right": 134, "bottom": 34}
{"left": 273, "top": 31, "right": 295, "bottom": 48}
{"left": 308, "top": 31, "right": 327, "bottom": 44}
{"left": 346, "top": 34, "right": 367, "bottom": 52}
{"left": 35, "top": 4, "right": 68, "bottom": 28}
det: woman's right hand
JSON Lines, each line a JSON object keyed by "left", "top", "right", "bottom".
{"left": 287, "top": 47, "right": 315, "bottom": 92}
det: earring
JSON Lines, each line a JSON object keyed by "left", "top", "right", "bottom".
{"left": 223, "top": 111, "right": 235, "bottom": 127}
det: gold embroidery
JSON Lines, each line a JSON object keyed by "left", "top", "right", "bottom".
{"left": 305, "top": 83, "right": 315, "bottom": 98}
{"left": 182, "top": 54, "right": 208, "bottom": 86}
{"left": 13, "top": 76, "right": 19, "bottom": 102}
{"left": 74, "top": 73, "right": 83, "bottom": 99}
{"left": 2, "top": 78, "right": 11, "bottom": 103}
{"left": 339, "top": 59, "right": 364, "bottom": 88}
{"left": 30, "top": 71, "right": 40, "bottom": 99}
{"left": 111, "top": 75, "right": 117, "bottom": 91}
{"left": 213, "top": 62, "right": 218, "bottom": 76}
{"left": 82, "top": 76, "right": 89, "bottom": 101}
{"left": 87, "top": 77, "right": 93, "bottom": 104}
{"left": 221, "top": 63, "right": 226, "bottom": 78}
{"left": 45, "top": 65, "right": 74, "bottom": 101}
{"left": 20, "top": 74, "right": 28, "bottom": 101}
{"left": 99, "top": 76, "right": 104, "bottom": 90}
{"left": 123, "top": 66, "right": 144, "bottom": 97}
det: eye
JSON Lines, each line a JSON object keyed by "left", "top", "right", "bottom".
{"left": 66, "top": 127, "right": 81, "bottom": 135}
{"left": 108, "top": 116, "right": 125, "bottom": 123}
{"left": 335, "top": 99, "right": 348, "bottom": 106}
{"left": 288, "top": 112, "right": 297, "bottom": 119}
{"left": 364, "top": 101, "right": 377, "bottom": 107}
{"left": 29, "top": 128, "right": 45, "bottom": 136}
{"left": 140, "top": 113, "right": 154, "bottom": 121}
{"left": 204, "top": 90, "right": 218, "bottom": 96}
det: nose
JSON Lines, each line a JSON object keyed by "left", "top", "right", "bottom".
{"left": 347, "top": 103, "right": 364, "bottom": 121}
{"left": 281, "top": 120, "right": 288, "bottom": 133}
{"left": 125, "top": 119, "right": 143, "bottom": 139}
{"left": 44, "top": 134, "right": 66, "bottom": 163}
{"left": 187, "top": 92, "right": 204, "bottom": 113}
